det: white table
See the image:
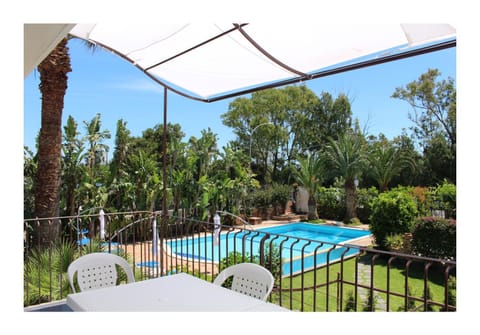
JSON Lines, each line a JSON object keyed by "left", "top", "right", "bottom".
{"left": 66, "top": 272, "right": 290, "bottom": 312}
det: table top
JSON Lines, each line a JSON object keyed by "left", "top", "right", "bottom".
{"left": 66, "top": 272, "right": 290, "bottom": 312}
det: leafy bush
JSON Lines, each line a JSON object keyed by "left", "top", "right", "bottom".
{"left": 408, "top": 186, "right": 434, "bottom": 217}
{"left": 270, "top": 183, "right": 292, "bottom": 214}
{"left": 369, "top": 188, "right": 418, "bottom": 249}
{"left": 248, "top": 184, "right": 292, "bottom": 217}
{"left": 24, "top": 240, "right": 76, "bottom": 306}
{"left": 24, "top": 240, "right": 133, "bottom": 306}
{"left": 411, "top": 217, "right": 456, "bottom": 260}
{"left": 356, "top": 187, "right": 379, "bottom": 225}
{"left": 216, "top": 244, "right": 281, "bottom": 288}
{"left": 247, "top": 189, "right": 271, "bottom": 217}
{"left": 384, "top": 233, "right": 404, "bottom": 251}
{"left": 261, "top": 243, "right": 282, "bottom": 285}
{"left": 316, "top": 186, "right": 378, "bottom": 224}
{"left": 316, "top": 186, "right": 345, "bottom": 221}
{"left": 433, "top": 180, "right": 456, "bottom": 219}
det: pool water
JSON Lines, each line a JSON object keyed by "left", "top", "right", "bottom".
{"left": 167, "top": 222, "right": 371, "bottom": 275}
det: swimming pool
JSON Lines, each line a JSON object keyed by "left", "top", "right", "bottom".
{"left": 167, "top": 223, "right": 371, "bottom": 275}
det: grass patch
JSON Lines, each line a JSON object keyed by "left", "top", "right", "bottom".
{"left": 269, "top": 254, "right": 455, "bottom": 312}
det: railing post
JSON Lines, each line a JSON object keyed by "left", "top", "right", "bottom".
{"left": 258, "top": 233, "right": 270, "bottom": 267}
{"left": 336, "top": 272, "right": 341, "bottom": 311}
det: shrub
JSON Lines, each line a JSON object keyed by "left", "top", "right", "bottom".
{"left": 344, "top": 291, "right": 356, "bottom": 311}
{"left": 316, "top": 186, "right": 345, "bottom": 221}
{"left": 408, "top": 186, "right": 434, "bottom": 217}
{"left": 261, "top": 243, "right": 282, "bottom": 286}
{"left": 362, "top": 291, "right": 377, "bottom": 311}
{"left": 24, "top": 241, "right": 76, "bottom": 306}
{"left": 217, "top": 251, "right": 251, "bottom": 288}
{"left": 316, "top": 186, "right": 378, "bottom": 224}
{"left": 384, "top": 233, "right": 411, "bottom": 254}
{"left": 270, "top": 183, "right": 292, "bottom": 215}
{"left": 248, "top": 184, "right": 291, "bottom": 218}
{"left": 433, "top": 180, "right": 456, "bottom": 219}
{"left": 349, "top": 217, "right": 362, "bottom": 225}
{"left": 356, "top": 187, "right": 379, "bottom": 225}
{"left": 411, "top": 217, "right": 456, "bottom": 260}
{"left": 369, "top": 188, "right": 418, "bottom": 249}
{"left": 248, "top": 188, "right": 271, "bottom": 217}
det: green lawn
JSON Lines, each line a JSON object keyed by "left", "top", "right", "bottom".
{"left": 270, "top": 254, "right": 455, "bottom": 312}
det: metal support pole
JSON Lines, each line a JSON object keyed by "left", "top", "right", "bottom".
{"left": 160, "top": 87, "right": 168, "bottom": 276}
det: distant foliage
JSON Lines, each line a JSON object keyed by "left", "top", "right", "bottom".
{"left": 412, "top": 217, "right": 456, "bottom": 260}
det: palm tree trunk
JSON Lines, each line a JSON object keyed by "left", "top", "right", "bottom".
{"left": 308, "top": 195, "right": 318, "bottom": 220}
{"left": 344, "top": 178, "right": 357, "bottom": 223}
{"left": 34, "top": 38, "right": 71, "bottom": 247}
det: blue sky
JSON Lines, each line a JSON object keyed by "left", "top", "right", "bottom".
{"left": 24, "top": 38, "right": 456, "bottom": 155}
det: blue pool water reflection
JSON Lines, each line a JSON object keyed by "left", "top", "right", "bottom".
{"left": 167, "top": 223, "right": 371, "bottom": 275}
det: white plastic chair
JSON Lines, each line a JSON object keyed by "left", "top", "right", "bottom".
{"left": 67, "top": 252, "right": 135, "bottom": 293}
{"left": 213, "top": 263, "right": 274, "bottom": 301}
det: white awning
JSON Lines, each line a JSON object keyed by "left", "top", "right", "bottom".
{"left": 24, "top": 24, "right": 75, "bottom": 78}
{"left": 25, "top": 23, "right": 456, "bottom": 101}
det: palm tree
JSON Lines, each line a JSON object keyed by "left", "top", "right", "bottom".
{"left": 325, "top": 131, "right": 367, "bottom": 223}
{"left": 34, "top": 37, "right": 71, "bottom": 246}
{"left": 62, "top": 115, "right": 86, "bottom": 216}
{"left": 84, "top": 113, "right": 111, "bottom": 180}
{"left": 108, "top": 119, "right": 131, "bottom": 210}
{"left": 291, "top": 154, "right": 325, "bottom": 220}
{"left": 368, "top": 143, "right": 416, "bottom": 192}
{"left": 124, "top": 150, "right": 161, "bottom": 211}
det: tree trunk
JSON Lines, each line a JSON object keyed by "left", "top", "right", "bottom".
{"left": 33, "top": 38, "right": 71, "bottom": 247}
{"left": 307, "top": 195, "right": 318, "bottom": 220}
{"left": 344, "top": 179, "right": 357, "bottom": 223}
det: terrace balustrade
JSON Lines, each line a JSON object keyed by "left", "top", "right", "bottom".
{"left": 23, "top": 211, "right": 456, "bottom": 312}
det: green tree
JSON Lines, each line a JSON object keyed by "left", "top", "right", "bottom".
{"left": 83, "top": 113, "right": 111, "bottom": 181}
{"left": 392, "top": 68, "right": 456, "bottom": 183}
{"left": 298, "top": 91, "right": 352, "bottom": 152}
{"left": 324, "top": 131, "right": 367, "bottom": 223}
{"left": 124, "top": 150, "right": 162, "bottom": 211}
{"left": 61, "top": 115, "right": 86, "bottom": 216}
{"left": 391, "top": 133, "right": 423, "bottom": 186}
{"left": 108, "top": 119, "right": 131, "bottom": 210}
{"left": 210, "top": 145, "right": 259, "bottom": 217}
{"left": 222, "top": 85, "right": 317, "bottom": 184}
{"left": 110, "top": 119, "right": 131, "bottom": 178}
{"left": 367, "top": 139, "right": 416, "bottom": 192}
{"left": 422, "top": 134, "right": 454, "bottom": 184}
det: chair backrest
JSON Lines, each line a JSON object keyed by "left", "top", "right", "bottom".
{"left": 67, "top": 252, "right": 135, "bottom": 293}
{"left": 213, "top": 263, "right": 274, "bottom": 301}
